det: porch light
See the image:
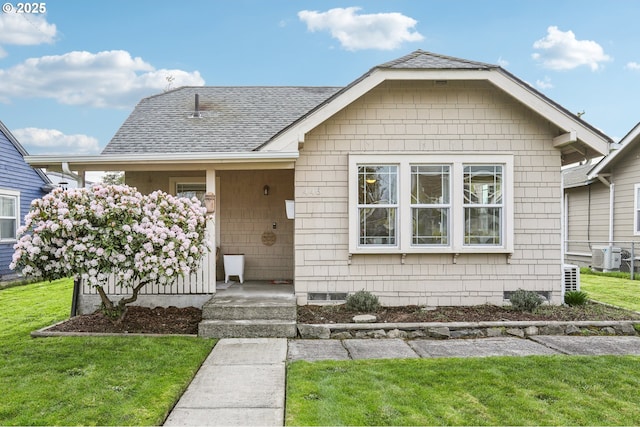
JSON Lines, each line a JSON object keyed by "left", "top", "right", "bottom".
{"left": 204, "top": 192, "right": 216, "bottom": 213}
{"left": 263, "top": 185, "right": 270, "bottom": 196}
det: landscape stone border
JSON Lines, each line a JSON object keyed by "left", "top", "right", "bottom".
{"left": 298, "top": 321, "right": 640, "bottom": 340}
{"left": 30, "top": 319, "right": 198, "bottom": 338}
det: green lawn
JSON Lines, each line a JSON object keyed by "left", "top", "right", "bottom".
{"left": 0, "top": 278, "right": 215, "bottom": 426}
{"left": 286, "top": 270, "right": 640, "bottom": 426}
{"left": 286, "top": 356, "right": 640, "bottom": 426}
{"left": 580, "top": 269, "right": 640, "bottom": 312}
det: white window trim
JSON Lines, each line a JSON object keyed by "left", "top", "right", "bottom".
{"left": 634, "top": 183, "right": 640, "bottom": 236}
{"left": 0, "top": 188, "right": 20, "bottom": 243}
{"left": 348, "top": 153, "right": 514, "bottom": 254}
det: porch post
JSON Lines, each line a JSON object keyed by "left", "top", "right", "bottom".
{"left": 206, "top": 167, "right": 217, "bottom": 293}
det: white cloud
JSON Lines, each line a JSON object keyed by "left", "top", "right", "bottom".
{"left": 535, "top": 76, "right": 554, "bottom": 90}
{"left": 626, "top": 62, "right": 640, "bottom": 70}
{"left": 12, "top": 128, "right": 100, "bottom": 155}
{"left": 298, "top": 7, "right": 423, "bottom": 51}
{"left": 0, "top": 50, "right": 205, "bottom": 108}
{"left": 0, "top": 12, "right": 56, "bottom": 55}
{"left": 532, "top": 26, "right": 611, "bottom": 71}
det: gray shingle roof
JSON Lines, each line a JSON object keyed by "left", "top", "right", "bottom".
{"left": 562, "top": 162, "right": 597, "bottom": 188}
{"left": 376, "top": 49, "right": 497, "bottom": 70}
{"left": 102, "top": 86, "right": 342, "bottom": 154}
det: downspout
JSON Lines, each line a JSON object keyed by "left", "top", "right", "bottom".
{"left": 597, "top": 175, "right": 614, "bottom": 245}
{"left": 62, "top": 162, "right": 85, "bottom": 188}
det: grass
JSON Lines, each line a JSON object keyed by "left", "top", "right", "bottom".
{"left": 286, "top": 356, "right": 640, "bottom": 426}
{"left": 580, "top": 268, "right": 640, "bottom": 312}
{"left": 0, "top": 278, "right": 215, "bottom": 426}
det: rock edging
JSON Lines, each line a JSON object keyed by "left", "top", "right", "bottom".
{"left": 297, "top": 320, "right": 640, "bottom": 340}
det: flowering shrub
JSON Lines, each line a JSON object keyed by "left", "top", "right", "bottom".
{"left": 10, "top": 184, "right": 210, "bottom": 318}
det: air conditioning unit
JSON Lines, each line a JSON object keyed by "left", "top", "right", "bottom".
{"left": 591, "top": 245, "right": 622, "bottom": 272}
{"left": 563, "top": 264, "right": 580, "bottom": 292}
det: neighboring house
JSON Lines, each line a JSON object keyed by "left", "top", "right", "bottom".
{"left": 46, "top": 171, "right": 93, "bottom": 189}
{"left": 564, "top": 122, "right": 640, "bottom": 271}
{"left": 0, "top": 120, "right": 52, "bottom": 280}
{"left": 26, "top": 50, "right": 612, "bottom": 311}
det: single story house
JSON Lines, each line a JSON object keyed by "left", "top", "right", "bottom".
{"left": 564, "top": 122, "right": 640, "bottom": 271}
{"left": 0, "top": 120, "right": 52, "bottom": 280}
{"left": 26, "top": 50, "right": 612, "bottom": 311}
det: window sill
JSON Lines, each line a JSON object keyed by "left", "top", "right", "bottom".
{"left": 350, "top": 247, "right": 514, "bottom": 255}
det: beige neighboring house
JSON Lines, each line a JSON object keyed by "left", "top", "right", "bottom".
{"left": 27, "top": 50, "right": 612, "bottom": 312}
{"left": 564, "top": 122, "right": 640, "bottom": 271}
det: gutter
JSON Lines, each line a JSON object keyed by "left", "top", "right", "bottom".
{"left": 25, "top": 151, "right": 300, "bottom": 167}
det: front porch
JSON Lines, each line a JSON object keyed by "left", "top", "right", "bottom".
{"left": 199, "top": 281, "right": 297, "bottom": 338}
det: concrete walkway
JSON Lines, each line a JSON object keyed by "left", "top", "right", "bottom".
{"left": 164, "top": 338, "right": 287, "bottom": 427}
{"left": 165, "top": 335, "right": 640, "bottom": 426}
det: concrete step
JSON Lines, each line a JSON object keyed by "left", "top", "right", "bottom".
{"left": 202, "top": 295, "right": 296, "bottom": 321}
{"left": 198, "top": 319, "right": 297, "bottom": 338}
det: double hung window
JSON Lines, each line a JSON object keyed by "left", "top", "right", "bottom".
{"left": 0, "top": 190, "right": 19, "bottom": 242}
{"left": 350, "top": 154, "right": 512, "bottom": 253}
{"left": 357, "top": 165, "right": 398, "bottom": 245}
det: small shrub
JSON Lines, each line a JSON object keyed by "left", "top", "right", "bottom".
{"left": 510, "top": 289, "right": 543, "bottom": 312}
{"left": 346, "top": 289, "right": 380, "bottom": 312}
{"left": 564, "top": 290, "right": 589, "bottom": 306}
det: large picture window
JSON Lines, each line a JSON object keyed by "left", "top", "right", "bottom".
{"left": 349, "top": 154, "right": 513, "bottom": 254}
{"left": 358, "top": 165, "right": 398, "bottom": 246}
{"left": 0, "top": 190, "right": 19, "bottom": 242}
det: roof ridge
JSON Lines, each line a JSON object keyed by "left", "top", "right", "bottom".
{"left": 376, "top": 49, "right": 498, "bottom": 70}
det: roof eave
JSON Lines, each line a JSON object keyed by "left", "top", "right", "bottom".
{"left": 588, "top": 121, "right": 640, "bottom": 179}
{"left": 25, "top": 151, "right": 300, "bottom": 171}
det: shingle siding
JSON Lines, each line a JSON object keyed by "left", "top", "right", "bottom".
{"left": 295, "top": 80, "right": 564, "bottom": 306}
{"left": 0, "top": 126, "right": 48, "bottom": 278}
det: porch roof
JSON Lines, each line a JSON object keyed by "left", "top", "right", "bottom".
{"left": 24, "top": 151, "right": 300, "bottom": 173}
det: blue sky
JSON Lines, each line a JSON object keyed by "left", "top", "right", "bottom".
{"left": 1, "top": 0, "right": 639, "bottom": 159}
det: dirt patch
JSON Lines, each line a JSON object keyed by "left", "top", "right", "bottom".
{"left": 296, "top": 302, "right": 640, "bottom": 324}
{"left": 48, "top": 306, "right": 202, "bottom": 335}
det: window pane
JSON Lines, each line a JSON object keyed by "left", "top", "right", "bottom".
{"left": 412, "top": 208, "right": 448, "bottom": 245}
{"left": 411, "top": 165, "right": 449, "bottom": 204}
{"left": 358, "top": 165, "right": 397, "bottom": 205}
{"left": 465, "top": 207, "right": 501, "bottom": 245}
{"left": 176, "top": 183, "right": 206, "bottom": 203}
{"left": 0, "top": 196, "right": 16, "bottom": 217}
{"left": 0, "top": 219, "right": 16, "bottom": 239}
{"left": 464, "top": 165, "right": 502, "bottom": 204}
{"left": 359, "top": 207, "right": 396, "bottom": 245}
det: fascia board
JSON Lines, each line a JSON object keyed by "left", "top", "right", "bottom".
{"left": 485, "top": 71, "right": 610, "bottom": 156}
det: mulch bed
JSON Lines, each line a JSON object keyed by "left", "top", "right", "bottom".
{"left": 296, "top": 303, "right": 640, "bottom": 324}
{"left": 45, "top": 302, "right": 640, "bottom": 335}
{"left": 48, "top": 306, "right": 202, "bottom": 335}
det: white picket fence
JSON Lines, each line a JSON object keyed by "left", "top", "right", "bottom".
{"left": 81, "top": 249, "right": 216, "bottom": 295}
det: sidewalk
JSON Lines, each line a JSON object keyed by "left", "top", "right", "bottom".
{"left": 164, "top": 338, "right": 287, "bottom": 427}
{"left": 165, "top": 335, "right": 640, "bottom": 426}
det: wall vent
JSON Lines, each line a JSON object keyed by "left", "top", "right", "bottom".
{"left": 308, "top": 292, "right": 348, "bottom": 302}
